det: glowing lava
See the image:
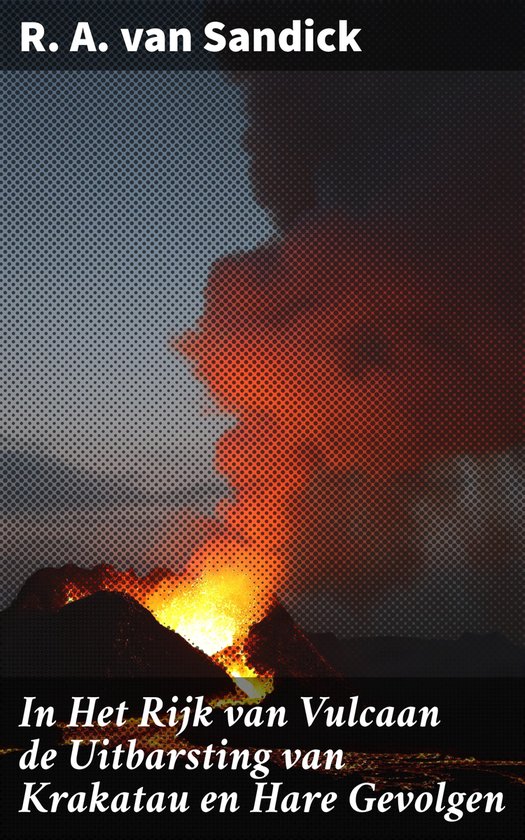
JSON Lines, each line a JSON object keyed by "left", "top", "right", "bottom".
{"left": 33, "top": 559, "right": 275, "bottom": 699}
{"left": 150, "top": 569, "right": 254, "bottom": 655}
{"left": 146, "top": 563, "right": 274, "bottom": 699}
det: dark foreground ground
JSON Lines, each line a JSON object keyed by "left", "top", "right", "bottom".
{"left": 1, "top": 748, "right": 523, "bottom": 840}
{"left": 1, "top": 591, "right": 523, "bottom": 838}
{"left": 1, "top": 677, "right": 523, "bottom": 840}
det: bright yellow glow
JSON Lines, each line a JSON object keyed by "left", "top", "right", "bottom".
{"left": 151, "top": 569, "right": 256, "bottom": 656}
{"left": 217, "top": 650, "right": 274, "bottom": 700}
{"left": 149, "top": 568, "right": 274, "bottom": 700}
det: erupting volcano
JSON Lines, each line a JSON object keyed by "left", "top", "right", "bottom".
{"left": 5, "top": 73, "right": 522, "bottom": 686}
{"left": 7, "top": 213, "right": 521, "bottom": 690}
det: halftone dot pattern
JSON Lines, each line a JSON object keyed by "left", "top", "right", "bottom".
{"left": 2, "top": 69, "right": 272, "bottom": 613}
{"left": 2, "top": 70, "right": 523, "bottom": 653}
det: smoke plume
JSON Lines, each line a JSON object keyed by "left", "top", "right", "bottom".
{"left": 175, "top": 72, "right": 522, "bottom": 633}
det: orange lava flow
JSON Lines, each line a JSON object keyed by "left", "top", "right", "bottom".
{"left": 146, "top": 567, "right": 275, "bottom": 699}
{"left": 48, "top": 557, "right": 276, "bottom": 699}
{"left": 144, "top": 539, "right": 279, "bottom": 699}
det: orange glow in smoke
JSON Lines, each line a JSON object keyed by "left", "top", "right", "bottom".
{"left": 33, "top": 219, "right": 521, "bottom": 700}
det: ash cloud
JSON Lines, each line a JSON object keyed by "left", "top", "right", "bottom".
{"left": 180, "top": 72, "right": 523, "bottom": 639}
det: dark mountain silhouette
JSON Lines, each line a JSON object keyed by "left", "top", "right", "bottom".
{"left": 4, "top": 566, "right": 524, "bottom": 678}
{"left": 310, "top": 632, "right": 525, "bottom": 678}
{"left": 12, "top": 562, "right": 148, "bottom": 612}
{"left": 1, "top": 591, "right": 232, "bottom": 684}
{"left": 245, "top": 604, "right": 339, "bottom": 678}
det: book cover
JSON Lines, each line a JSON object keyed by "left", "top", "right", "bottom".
{"left": 1, "top": 3, "right": 523, "bottom": 838}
